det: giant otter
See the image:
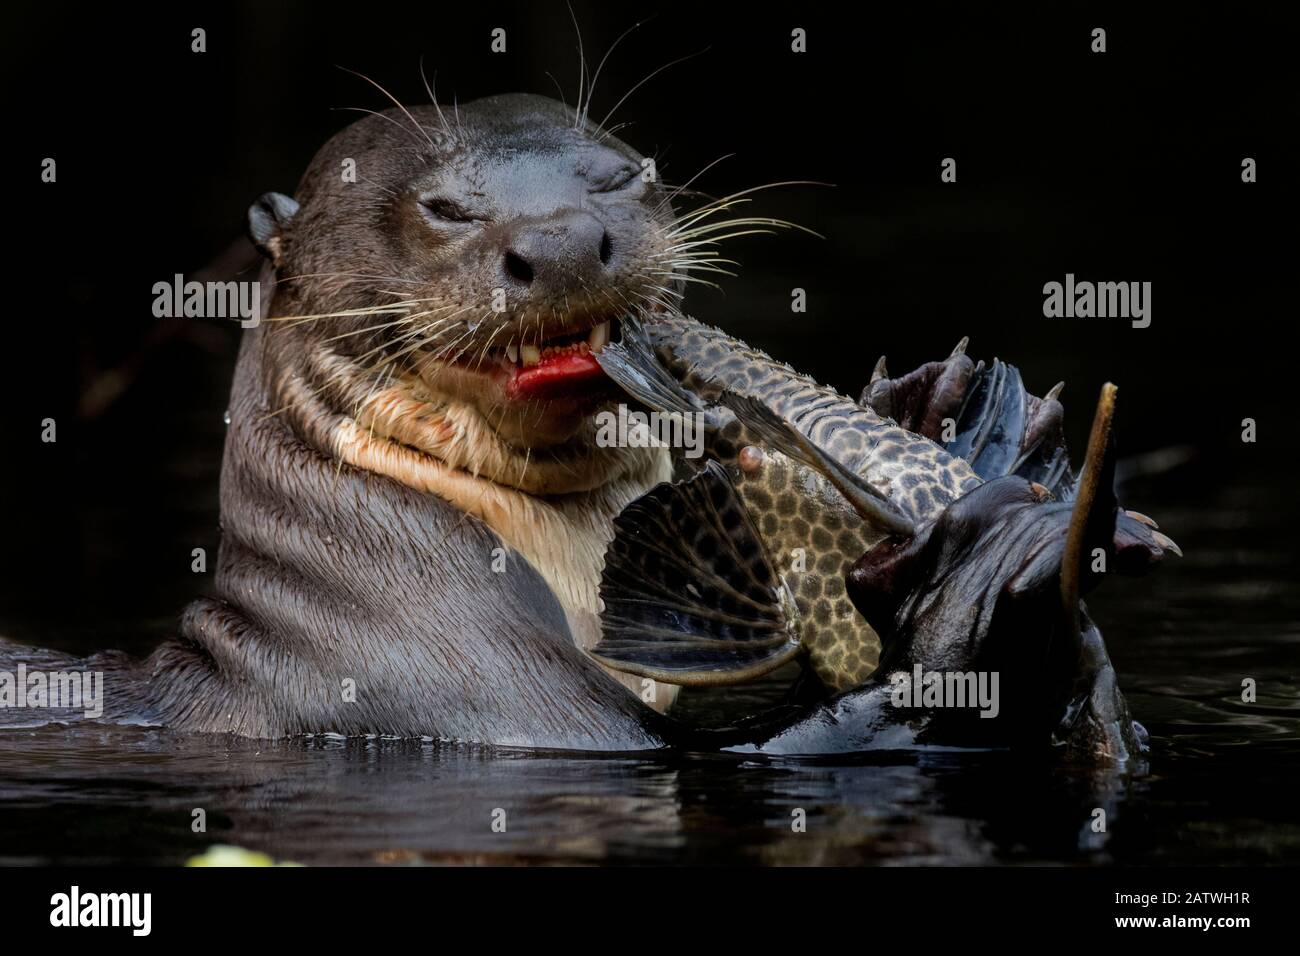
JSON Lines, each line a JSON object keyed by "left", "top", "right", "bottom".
{"left": 0, "top": 92, "right": 1166, "bottom": 758}
{"left": 0, "top": 94, "right": 686, "bottom": 749}
{"left": 148, "top": 93, "right": 688, "bottom": 747}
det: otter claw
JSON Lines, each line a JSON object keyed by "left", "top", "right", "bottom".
{"left": 1151, "top": 531, "right": 1183, "bottom": 557}
{"left": 1045, "top": 381, "right": 1065, "bottom": 402}
{"left": 870, "top": 355, "right": 888, "bottom": 386}
{"left": 950, "top": 336, "right": 969, "bottom": 358}
{"left": 1124, "top": 509, "right": 1159, "bottom": 529}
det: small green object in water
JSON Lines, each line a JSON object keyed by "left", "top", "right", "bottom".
{"left": 186, "top": 844, "right": 301, "bottom": 867}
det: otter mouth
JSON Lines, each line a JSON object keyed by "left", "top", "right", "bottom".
{"left": 489, "top": 318, "right": 619, "bottom": 402}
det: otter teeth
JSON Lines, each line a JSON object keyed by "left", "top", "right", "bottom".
{"left": 508, "top": 326, "right": 606, "bottom": 367}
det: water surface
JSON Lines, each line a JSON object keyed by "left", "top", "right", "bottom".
{"left": 1, "top": 469, "right": 1295, "bottom": 866}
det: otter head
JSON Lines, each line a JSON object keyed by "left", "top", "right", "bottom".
{"left": 248, "top": 92, "right": 682, "bottom": 495}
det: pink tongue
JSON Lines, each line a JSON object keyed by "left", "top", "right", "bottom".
{"left": 507, "top": 350, "right": 607, "bottom": 400}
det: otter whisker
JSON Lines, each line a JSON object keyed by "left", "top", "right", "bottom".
{"left": 654, "top": 251, "right": 743, "bottom": 267}
{"left": 651, "top": 265, "right": 738, "bottom": 279}
{"left": 628, "top": 275, "right": 687, "bottom": 311}
{"left": 664, "top": 276, "right": 722, "bottom": 293}
{"left": 578, "top": 15, "right": 655, "bottom": 131}
{"left": 666, "top": 208, "right": 797, "bottom": 239}
{"left": 265, "top": 302, "right": 424, "bottom": 326}
{"left": 417, "top": 55, "right": 456, "bottom": 138}
{"left": 376, "top": 319, "right": 466, "bottom": 367}
{"left": 350, "top": 309, "right": 465, "bottom": 367}
{"left": 667, "top": 220, "right": 816, "bottom": 243}
{"left": 321, "top": 315, "right": 422, "bottom": 345}
{"left": 332, "top": 106, "right": 435, "bottom": 153}
{"left": 418, "top": 323, "right": 478, "bottom": 366}
{"left": 544, "top": 71, "right": 571, "bottom": 113}
{"left": 666, "top": 181, "right": 829, "bottom": 231}
{"left": 596, "top": 121, "right": 634, "bottom": 140}
{"left": 594, "top": 47, "right": 709, "bottom": 142}
{"left": 566, "top": 1, "right": 590, "bottom": 134}
{"left": 641, "top": 292, "right": 684, "bottom": 313}
{"left": 472, "top": 321, "right": 508, "bottom": 373}
{"left": 275, "top": 270, "right": 429, "bottom": 287}
{"left": 358, "top": 174, "right": 403, "bottom": 199}
{"left": 657, "top": 261, "right": 742, "bottom": 277}
{"left": 337, "top": 66, "right": 439, "bottom": 152}
{"left": 651, "top": 153, "right": 736, "bottom": 217}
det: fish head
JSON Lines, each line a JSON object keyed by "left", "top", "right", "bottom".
{"left": 846, "top": 475, "right": 1159, "bottom": 758}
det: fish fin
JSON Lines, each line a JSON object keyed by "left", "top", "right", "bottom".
{"left": 594, "top": 314, "right": 705, "bottom": 419}
{"left": 949, "top": 359, "right": 1029, "bottom": 478}
{"left": 714, "top": 391, "right": 916, "bottom": 536}
{"left": 593, "top": 460, "right": 803, "bottom": 685}
{"left": 863, "top": 345, "right": 1074, "bottom": 498}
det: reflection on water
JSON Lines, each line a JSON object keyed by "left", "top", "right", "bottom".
{"left": 0, "top": 471, "right": 1296, "bottom": 866}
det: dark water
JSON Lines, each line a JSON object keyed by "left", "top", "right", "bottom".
{"left": 0, "top": 467, "right": 1295, "bottom": 866}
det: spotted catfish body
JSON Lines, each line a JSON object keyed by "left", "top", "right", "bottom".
{"left": 652, "top": 315, "right": 982, "bottom": 519}
{"left": 593, "top": 314, "right": 983, "bottom": 691}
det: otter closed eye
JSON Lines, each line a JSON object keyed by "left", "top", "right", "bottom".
{"left": 419, "top": 196, "right": 485, "bottom": 223}
{"left": 590, "top": 165, "right": 640, "bottom": 193}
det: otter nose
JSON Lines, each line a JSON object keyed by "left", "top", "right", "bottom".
{"left": 499, "top": 209, "right": 612, "bottom": 291}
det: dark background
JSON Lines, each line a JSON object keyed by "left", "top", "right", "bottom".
{"left": 3, "top": 2, "right": 1295, "bottom": 652}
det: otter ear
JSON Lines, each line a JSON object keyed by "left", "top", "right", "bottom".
{"left": 247, "top": 192, "right": 299, "bottom": 267}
